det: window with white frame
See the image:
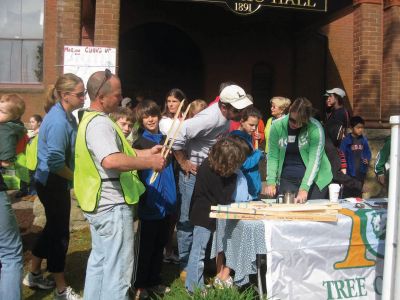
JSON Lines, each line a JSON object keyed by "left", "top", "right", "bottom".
{"left": 0, "top": 0, "right": 44, "bottom": 83}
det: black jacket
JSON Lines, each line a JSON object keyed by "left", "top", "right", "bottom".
{"left": 325, "top": 122, "right": 362, "bottom": 191}
{"left": 189, "top": 158, "right": 237, "bottom": 231}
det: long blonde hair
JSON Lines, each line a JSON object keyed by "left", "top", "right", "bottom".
{"left": 44, "top": 73, "right": 83, "bottom": 113}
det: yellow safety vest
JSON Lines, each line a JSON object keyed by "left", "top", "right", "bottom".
{"left": 74, "top": 111, "right": 145, "bottom": 212}
{"left": 26, "top": 135, "right": 39, "bottom": 171}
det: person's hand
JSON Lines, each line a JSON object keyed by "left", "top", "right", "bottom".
{"left": 377, "top": 174, "right": 385, "bottom": 186}
{"left": 150, "top": 145, "right": 164, "bottom": 155}
{"left": 151, "top": 154, "right": 166, "bottom": 172}
{"left": 294, "top": 189, "right": 308, "bottom": 203}
{"left": 0, "top": 160, "right": 11, "bottom": 167}
{"left": 253, "top": 131, "right": 261, "bottom": 140}
{"left": 362, "top": 158, "right": 369, "bottom": 165}
{"left": 181, "top": 160, "right": 198, "bottom": 176}
{"left": 264, "top": 185, "right": 276, "bottom": 198}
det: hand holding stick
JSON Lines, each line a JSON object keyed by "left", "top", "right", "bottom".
{"left": 160, "top": 100, "right": 185, "bottom": 157}
{"left": 254, "top": 130, "right": 259, "bottom": 149}
{"left": 149, "top": 103, "right": 192, "bottom": 184}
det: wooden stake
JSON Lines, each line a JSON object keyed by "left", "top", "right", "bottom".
{"left": 160, "top": 99, "right": 185, "bottom": 157}
{"left": 149, "top": 103, "right": 192, "bottom": 184}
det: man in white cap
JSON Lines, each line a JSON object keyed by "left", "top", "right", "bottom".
{"left": 324, "top": 87, "right": 350, "bottom": 129}
{"left": 172, "top": 84, "right": 252, "bottom": 279}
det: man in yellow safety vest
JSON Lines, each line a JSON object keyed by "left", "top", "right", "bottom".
{"left": 74, "top": 70, "right": 165, "bottom": 300}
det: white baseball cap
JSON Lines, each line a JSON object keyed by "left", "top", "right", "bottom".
{"left": 325, "top": 88, "right": 346, "bottom": 98}
{"left": 219, "top": 85, "right": 253, "bottom": 110}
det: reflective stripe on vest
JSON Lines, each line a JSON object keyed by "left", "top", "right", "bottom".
{"left": 74, "top": 111, "right": 145, "bottom": 212}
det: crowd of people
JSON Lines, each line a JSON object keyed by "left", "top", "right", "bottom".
{"left": 0, "top": 71, "right": 391, "bottom": 300}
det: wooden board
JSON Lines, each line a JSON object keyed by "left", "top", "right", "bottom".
{"left": 209, "top": 212, "right": 338, "bottom": 222}
{"left": 211, "top": 204, "right": 341, "bottom": 213}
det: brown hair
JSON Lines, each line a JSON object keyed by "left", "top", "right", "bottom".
{"left": 162, "top": 88, "right": 188, "bottom": 118}
{"left": 0, "top": 94, "right": 25, "bottom": 120}
{"left": 135, "top": 99, "right": 161, "bottom": 128}
{"left": 289, "top": 97, "right": 315, "bottom": 126}
{"left": 109, "top": 107, "right": 135, "bottom": 124}
{"left": 228, "top": 135, "right": 252, "bottom": 157}
{"left": 208, "top": 138, "right": 246, "bottom": 177}
{"left": 187, "top": 99, "right": 207, "bottom": 118}
{"left": 241, "top": 106, "right": 262, "bottom": 122}
{"left": 45, "top": 73, "right": 83, "bottom": 112}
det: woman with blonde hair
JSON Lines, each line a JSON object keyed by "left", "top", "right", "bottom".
{"left": 265, "top": 97, "right": 332, "bottom": 203}
{"left": 264, "top": 96, "right": 291, "bottom": 154}
{"left": 23, "top": 73, "right": 85, "bottom": 300}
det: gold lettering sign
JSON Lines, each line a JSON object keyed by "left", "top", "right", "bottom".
{"left": 163, "top": 0, "right": 327, "bottom": 15}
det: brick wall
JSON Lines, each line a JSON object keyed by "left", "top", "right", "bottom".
{"left": 57, "top": 0, "right": 82, "bottom": 73}
{"left": 94, "top": 0, "right": 120, "bottom": 49}
{"left": 382, "top": 3, "right": 400, "bottom": 121}
{"left": 320, "top": 9, "right": 354, "bottom": 111}
{"left": 353, "top": 2, "right": 383, "bottom": 122}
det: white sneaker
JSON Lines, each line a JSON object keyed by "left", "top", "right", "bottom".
{"left": 54, "top": 286, "right": 82, "bottom": 300}
{"left": 213, "top": 276, "right": 234, "bottom": 289}
{"left": 23, "top": 272, "right": 55, "bottom": 290}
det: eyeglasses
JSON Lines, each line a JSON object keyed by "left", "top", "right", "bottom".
{"left": 68, "top": 90, "right": 87, "bottom": 98}
{"left": 95, "top": 69, "right": 112, "bottom": 98}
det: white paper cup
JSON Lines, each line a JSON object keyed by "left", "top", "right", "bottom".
{"left": 329, "top": 183, "right": 341, "bottom": 202}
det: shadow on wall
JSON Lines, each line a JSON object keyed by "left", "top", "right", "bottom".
{"left": 119, "top": 22, "right": 204, "bottom": 105}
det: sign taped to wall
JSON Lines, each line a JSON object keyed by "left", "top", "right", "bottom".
{"left": 63, "top": 46, "right": 116, "bottom": 109}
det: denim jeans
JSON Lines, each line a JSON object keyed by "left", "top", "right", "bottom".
{"left": 176, "top": 171, "right": 196, "bottom": 270}
{"left": 185, "top": 226, "right": 211, "bottom": 292}
{"left": 0, "top": 191, "right": 23, "bottom": 300}
{"left": 83, "top": 205, "right": 135, "bottom": 300}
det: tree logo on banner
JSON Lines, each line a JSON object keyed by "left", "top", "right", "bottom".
{"left": 334, "top": 208, "right": 387, "bottom": 270}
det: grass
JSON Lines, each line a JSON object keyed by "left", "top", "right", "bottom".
{"left": 160, "top": 281, "right": 257, "bottom": 300}
{"left": 22, "top": 228, "right": 91, "bottom": 300}
{"left": 22, "top": 228, "right": 260, "bottom": 299}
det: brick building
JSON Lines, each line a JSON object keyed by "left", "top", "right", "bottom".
{"left": 0, "top": 0, "right": 399, "bottom": 128}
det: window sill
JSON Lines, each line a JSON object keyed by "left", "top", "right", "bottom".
{"left": 0, "top": 83, "right": 45, "bottom": 93}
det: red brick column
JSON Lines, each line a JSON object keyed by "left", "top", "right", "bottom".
{"left": 56, "top": 0, "right": 82, "bottom": 76}
{"left": 43, "top": 0, "right": 58, "bottom": 85}
{"left": 382, "top": 0, "right": 400, "bottom": 121}
{"left": 353, "top": 0, "right": 383, "bottom": 124}
{"left": 94, "top": 0, "right": 120, "bottom": 49}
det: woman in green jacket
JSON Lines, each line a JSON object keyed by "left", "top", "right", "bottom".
{"left": 265, "top": 97, "right": 332, "bottom": 203}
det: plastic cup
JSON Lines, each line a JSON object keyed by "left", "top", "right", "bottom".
{"left": 329, "top": 183, "right": 341, "bottom": 202}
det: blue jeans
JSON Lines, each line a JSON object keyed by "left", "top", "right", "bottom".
{"left": 176, "top": 171, "right": 196, "bottom": 270}
{"left": 185, "top": 226, "right": 211, "bottom": 292}
{"left": 83, "top": 205, "right": 135, "bottom": 300}
{"left": 0, "top": 191, "right": 23, "bottom": 300}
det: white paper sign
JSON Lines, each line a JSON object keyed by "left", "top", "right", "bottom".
{"left": 63, "top": 45, "right": 116, "bottom": 109}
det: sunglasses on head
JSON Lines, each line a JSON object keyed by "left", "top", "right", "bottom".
{"left": 95, "top": 69, "right": 112, "bottom": 98}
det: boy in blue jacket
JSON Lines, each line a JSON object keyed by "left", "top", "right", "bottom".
{"left": 132, "top": 100, "right": 176, "bottom": 299}
{"left": 340, "top": 116, "right": 371, "bottom": 197}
